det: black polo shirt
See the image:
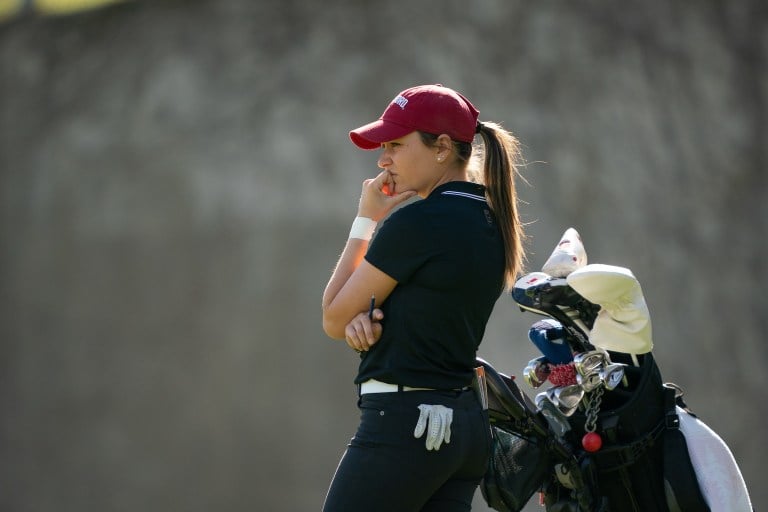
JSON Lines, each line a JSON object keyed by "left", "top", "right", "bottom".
{"left": 357, "top": 181, "right": 506, "bottom": 390}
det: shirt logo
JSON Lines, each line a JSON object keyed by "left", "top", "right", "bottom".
{"left": 393, "top": 95, "right": 408, "bottom": 109}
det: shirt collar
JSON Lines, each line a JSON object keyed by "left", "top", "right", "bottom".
{"left": 428, "top": 181, "right": 487, "bottom": 201}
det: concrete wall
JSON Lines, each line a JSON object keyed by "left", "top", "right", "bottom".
{"left": 1, "top": 1, "right": 765, "bottom": 510}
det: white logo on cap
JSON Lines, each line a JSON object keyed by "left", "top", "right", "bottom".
{"left": 393, "top": 95, "right": 408, "bottom": 109}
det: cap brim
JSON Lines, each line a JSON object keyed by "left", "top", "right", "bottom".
{"left": 349, "top": 119, "right": 414, "bottom": 150}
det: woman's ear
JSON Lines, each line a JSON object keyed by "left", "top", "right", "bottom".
{"left": 435, "top": 134, "right": 453, "bottom": 161}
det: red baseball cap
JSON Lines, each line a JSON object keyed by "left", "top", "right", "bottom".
{"left": 349, "top": 84, "right": 480, "bottom": 150}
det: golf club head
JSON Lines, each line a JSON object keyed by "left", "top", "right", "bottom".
{"left": 552, "top": 385, "right": 585, "bottom": 416}
{"left": 523, "top": 357, "right": 550, "bottom": 388}
{"left": 535, "top": 391, "right": 571, "bottom": 437}
{"left": 573, "top": 350, "right": 608, "bottom": 377}
{"left": 513, "top": 273, "right": 585, "bottom": 314}
{"left": 600, "top": 363, "right": 627, "bottom": 391}
{"left": 512, "top": 273, "right": 597, "bottom": 352}
{"left": 546, "top": 384, "right": 584, "bottom": 417}
{"left": 576, "top": 371, "right": 603, "bottom": 392}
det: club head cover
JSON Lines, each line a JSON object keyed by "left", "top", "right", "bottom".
{"left": 528, "top": 318, "right": 573, "bottom": 364}
{"left": 542, "top": 227, "right": 588, "bottom": 278}
{"left": 566, "top": 264, "right": 653, "bottom": 354}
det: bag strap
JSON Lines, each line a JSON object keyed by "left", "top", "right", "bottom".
{"left": 662, "top": 384, "right": 711, "bottom": 512}
{"left": 589, "top": 416, "right": 667, "bottom": 472}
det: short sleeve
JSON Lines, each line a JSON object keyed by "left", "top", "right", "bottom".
{"left": 364, "top": 206, "right": 433, "bottom": 283}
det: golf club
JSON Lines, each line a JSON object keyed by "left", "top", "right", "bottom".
{"left": 536, "top": 391, "right": 572, "bottom": 437}
{"left": 574, "top": 350, "right": 608, "bottom": 377}
{"left": 523, "top": 356, "right": 550, "bottom": 388}
{"left": 576, "top": 371, "right": 603, "bottom": 393}
{"left": 551, "top": 385, "right": 585, "bottom": 416}
{"left": 600, "top": 363, "right": 627, "bottom": 391}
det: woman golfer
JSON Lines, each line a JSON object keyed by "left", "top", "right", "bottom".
{"left": 321, "top": 84, "right": 526, "bottom": 511}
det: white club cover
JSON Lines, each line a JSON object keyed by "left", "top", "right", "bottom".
{"left": 677, "top": 407, "right": 753, "bottom": 511}
{"left": 542, "top": 227, "right": 588, "bottom": 278}
{"left": 414, "top": 404, "right": 453, "bottom": 451}
{"left": 566, "top": 264, "right": 653, "bottom": 354}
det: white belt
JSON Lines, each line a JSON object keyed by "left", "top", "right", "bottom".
{"left": 360, "top": 379, "right": 435, "bottom": 394}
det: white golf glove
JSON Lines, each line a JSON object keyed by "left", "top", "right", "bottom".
{"left": 414, "top": 404, "right": 453, "bottom": 451}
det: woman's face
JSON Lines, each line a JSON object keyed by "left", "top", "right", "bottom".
{"left": 376, "top": 131, "right": 439, "bottom": 197}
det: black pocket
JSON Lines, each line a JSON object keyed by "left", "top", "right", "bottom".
{"left": 481, "top": 425, "right": 551, "bottom": 512}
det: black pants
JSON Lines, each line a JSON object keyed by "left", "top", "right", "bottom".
{"left": 323, "top": 388, "right": 491, "bottom": 512}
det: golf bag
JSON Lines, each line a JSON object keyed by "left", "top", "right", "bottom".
{"left": 476, "top": 268, "right": 748, "bottom": 512}
{"left": 477, "top": 355, "right": 707, "bottom": 512}
{"left": 539, "top": 351, "right": 708, "bottom": 512}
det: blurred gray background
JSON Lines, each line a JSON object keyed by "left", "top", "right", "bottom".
{"left": 1, "top": 1, "right": 765, "bottom": 511}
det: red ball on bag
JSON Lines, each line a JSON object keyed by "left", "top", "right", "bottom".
{"left": 582, "top": 432, "right": 602, "bottom": 452}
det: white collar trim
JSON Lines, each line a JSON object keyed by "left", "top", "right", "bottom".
{"left": 440, "top": 190, "right": 487, "bottom": 202}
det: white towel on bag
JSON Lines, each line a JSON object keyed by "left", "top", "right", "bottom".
{"left": 678, "top": 406, "right": 752, "bottom": 511}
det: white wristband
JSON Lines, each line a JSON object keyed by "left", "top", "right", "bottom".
{"left": 348, "top": 216, "right": 377, "bottom": 241}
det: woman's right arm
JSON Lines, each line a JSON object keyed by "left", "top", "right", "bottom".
{"left": 321, "top": 171, "right": 415, "bottom": 345}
